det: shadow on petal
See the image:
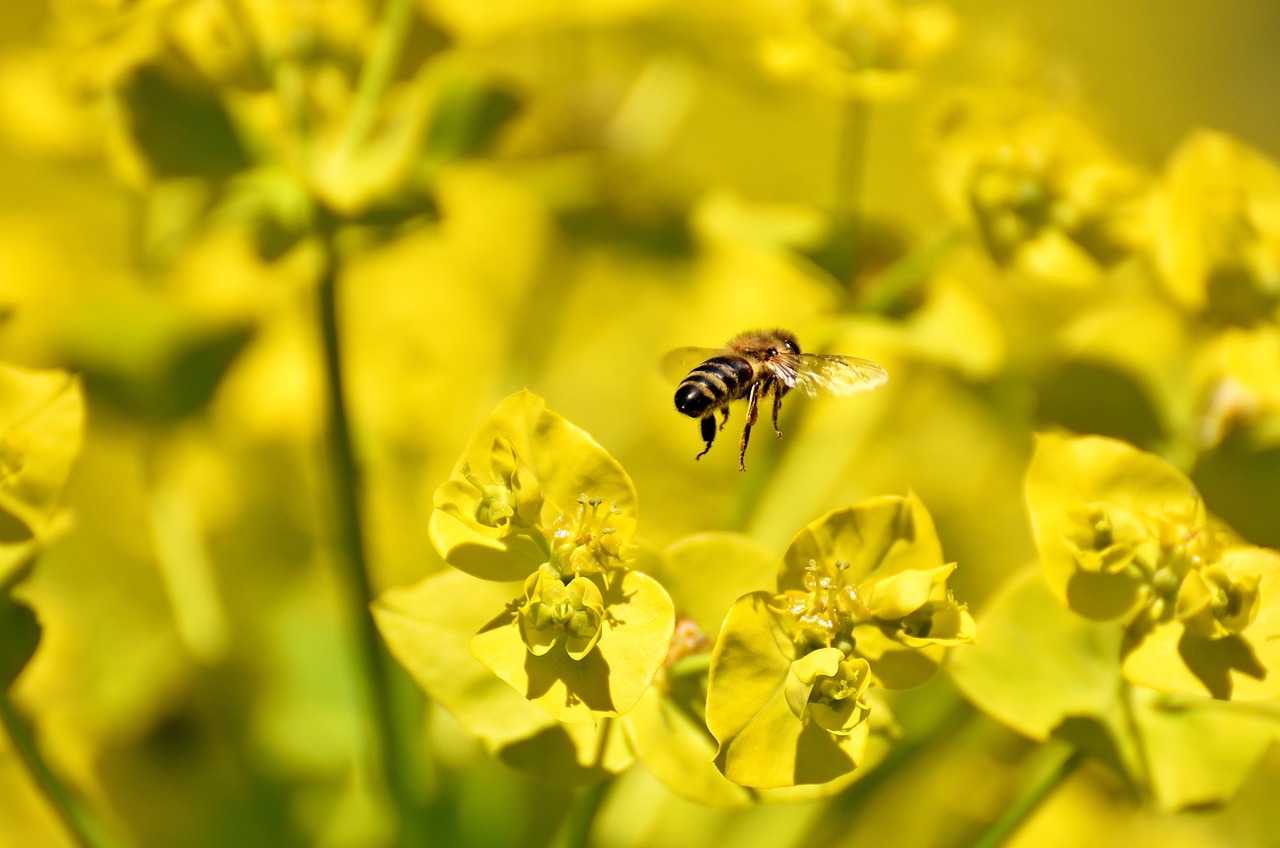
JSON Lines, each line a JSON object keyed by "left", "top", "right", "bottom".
{"left": 523, "top": 646, "right": 618, "bottom": 714}
{"left": 1066, "top": 569, "right": 1144, "bottom": 621}
{"left": 1177, "top": 631, "right": 1267, "bottom": 699}
{"left": 791, "top": 719, "right": 859, "bottom": 786}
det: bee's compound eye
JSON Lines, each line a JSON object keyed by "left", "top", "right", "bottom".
{"left": 767, "top": 348, "right": 777, "bottom": 356}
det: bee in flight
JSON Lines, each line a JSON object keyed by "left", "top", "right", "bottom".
{"left": 666, "top": 329, "right": 887, "bottom": 471}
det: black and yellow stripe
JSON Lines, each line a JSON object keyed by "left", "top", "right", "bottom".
{"left": 674, "top": 356, "right": 754, "bottom": 418}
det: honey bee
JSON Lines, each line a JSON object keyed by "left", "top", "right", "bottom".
{"left": 666, "top": 328, "right": 887, "bottom": 471}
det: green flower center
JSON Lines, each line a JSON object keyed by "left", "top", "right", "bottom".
{"left": 460, "top": 462, "right": 517, "bottom": 529}
{"left": 518, "top": 571, "right": 606, "bottom": 660}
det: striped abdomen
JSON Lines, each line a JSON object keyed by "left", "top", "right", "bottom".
{"left": 674, "top": 356, "right": 755, "bottom": 418}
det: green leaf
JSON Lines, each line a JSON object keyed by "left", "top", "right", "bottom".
{"left": 947, "top": 566, "right": 1157, "bottom": 788}
{"left": 948, "top": 566, "right": 1124, "bottom": 742}
{"left": 470, "top": 569, "right": 674, "bottom": 723}
{"left": 1132, "top": 688, "right": 1280, "bottom": 810}
{"left": 0, "top": 596, "right": 40, "bottom": 690}
{"left": 622, "top": 685, "right": 754, "bottom": 808}
{"left": 59, "top": 293, "right": 252, "bottom": 425}
{"left": 421, "top": 70, "right": 520, "bottom": 171}
{"left": 373, "top": 570, "right": 633, "bottom": 780}
{"left": 120, "top": 62, "right": 251, "bottom": 180}
{"left": 654, "top": 532, "right": 779, "bottom": 638}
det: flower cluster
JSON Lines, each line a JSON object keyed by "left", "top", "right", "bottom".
{"left": 1025, "top": 433, "right": 1280, "bottom": 701}
{"left": 706, "top": 494, "right": 974, "bottom": 788}
{"left": 929, "top": 94, "right": 1147, "bottom": 282}
{"left": 377, "top": 395, "right": 977, "bottom": 799}
{"left": 390, "top": 391, "right": 675, "bottom": 732}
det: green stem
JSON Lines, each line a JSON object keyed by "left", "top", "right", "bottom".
{"left": 552, "top": 719, "right": 614, "bottom": 848}
{"left": 796, "top": 694, "right": 974, "bottom": 847}
{"left": 316, "top": 216, "right": 425, "bottom": 845}
{"left": 1119, "top": 680, "right": 1152, "bottom": 804}
{"left": 334, "top": 0, "right": 415, "bottom": 166}
{"left": 553, "top": 778, "right": 610, "bottom": 848}
{"left": 836, "top": 97, "right": 871, "bottom": 218}
{"left": 970, "top": 746, "right": 1087, "bottom": 848}
{"left": 853, "top": 227, "right": 961, "bottom": 314}
{"left": 0, "top": 696, "right": 123, "bottom": 848}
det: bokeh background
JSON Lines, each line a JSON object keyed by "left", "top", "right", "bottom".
{"left": 2, "top": 0, "right": 1280, "bottom": 846}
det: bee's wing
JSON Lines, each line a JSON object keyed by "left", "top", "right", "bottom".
{"left": 792, "top": 354, "right": 888, "bottom": 398}
{"left": 661, "top": 347, "right": 725, "bottom": 383}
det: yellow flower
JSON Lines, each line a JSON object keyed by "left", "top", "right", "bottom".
{"left": 1148, "top": 131, "right": 1280, "bottom": 320}
{"left": 761, "top": 0, "right": 957, "bottom": 99}
{"left": 1027, "top": 432, "right": 1280, "bottom": 700}
{"left": 929, "top": 94, "right": 1147, "bottom": 283}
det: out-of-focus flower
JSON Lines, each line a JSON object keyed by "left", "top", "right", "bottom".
{"left": 1025, "top": 432, "right": 1280, "bottom": 700}
{"left": 0, "top": 366, "right": 84, "bottom": 587}
{"left": 1147, "top": 131, "right": 1280, "bottom": 323}
{"left": 760, "top": 0, "right": 957, "bottom": 100}
{"left": 1195, "top": 326, "right": 1280, "bottom": 449}
{"left": 929, "top": 94, "right": 1148, "bottom": 283}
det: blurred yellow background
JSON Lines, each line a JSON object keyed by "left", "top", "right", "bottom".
{"left": 1, "top": 0, "right": 1279, "bottom": 846}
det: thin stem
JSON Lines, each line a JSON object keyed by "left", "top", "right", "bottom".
{"left": 552, "top": 719, "right": 614, "bottom": 848}
{"left": 970, "top": 746, "right": 1087, "bottom": 848}
{"left": 315, "top": 216, "right": 425, "bottom": 845}
{"left": 553, "top": 778, "right": 610, "bottom": 848}
{"left": 853, "top": 227, "right": 961, "bottom": 314}
{"left": 1119, "top": 680, "right": 1153, "bottom": 804}
{"left": 0, "top": 696, "right": 123, "bottom": 848}
{"left": 334, "top": 0, "right": 415, "bottom": 166}
{"left": 836, "top": 97, "right": 871, "bottom": 218}
{"left": 796, "top": 694, "right": 974, "bottom": 847}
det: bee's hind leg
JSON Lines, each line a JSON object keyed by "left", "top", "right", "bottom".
{"left": 738, "top": 385, "right": 761, "bottom": 471}
{"left": 771, "top": 384, "right": 785, "bottom": 438}
{"left": 695, "top": 415, "right": 717, "bottom": 460}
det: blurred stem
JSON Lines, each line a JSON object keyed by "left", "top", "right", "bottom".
{"left": 552, "top": 720, "right": 614, "bottom": 848}
{"left": 796, "top": 694, "right": 973, "bottom": 847}
{"left": 315, "top": 213, "right": 426, "bottom": 845}
{"left": 971, "top": 746, "right": 1086, "bottom": 848}
{"left": 553, "top": 779, "right": 610, "bottom": 848}
{"left": 1119, "top": 680, "right": 1153, "bottom": 804}
{"left": 335, "top": 0, "right": 415, "bottom": 166}
{"left": 836, "top": 97, "right": 870, "bottom": 218}
{"left": 0, "top": 696, "right": 123, "bottom": 848}
{"left": 853, "top": 227, "right": 962, "bottom": 313}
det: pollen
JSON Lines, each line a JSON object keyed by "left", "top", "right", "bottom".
{"left": 548, "top": 492, "right": 628, "bottom": 577}
{"left": 774, "top": 559, "right": 869, "bottom": 648}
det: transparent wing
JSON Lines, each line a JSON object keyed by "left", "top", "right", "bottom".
{"left": 661, "top": 347, "right": 725, "bottom": 383}
{"left": 792, "top": 354, "right": 888, "bottom": 398}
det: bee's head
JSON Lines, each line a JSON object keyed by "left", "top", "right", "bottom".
{"left": 775, "top": 329, "right": 801, "bottom": 356}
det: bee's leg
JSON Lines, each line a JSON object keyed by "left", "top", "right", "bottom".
{"left": 695, "top": 415, "right": 716, "bottom": 460}
{"left": 718, "top": 405, "right": 730, "bottom": 432}
{"left": 739, "top": 384, "right": 761, "bottom": 471}
{"left": 771, "top": 383, "right": 785, "bottom": 438}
